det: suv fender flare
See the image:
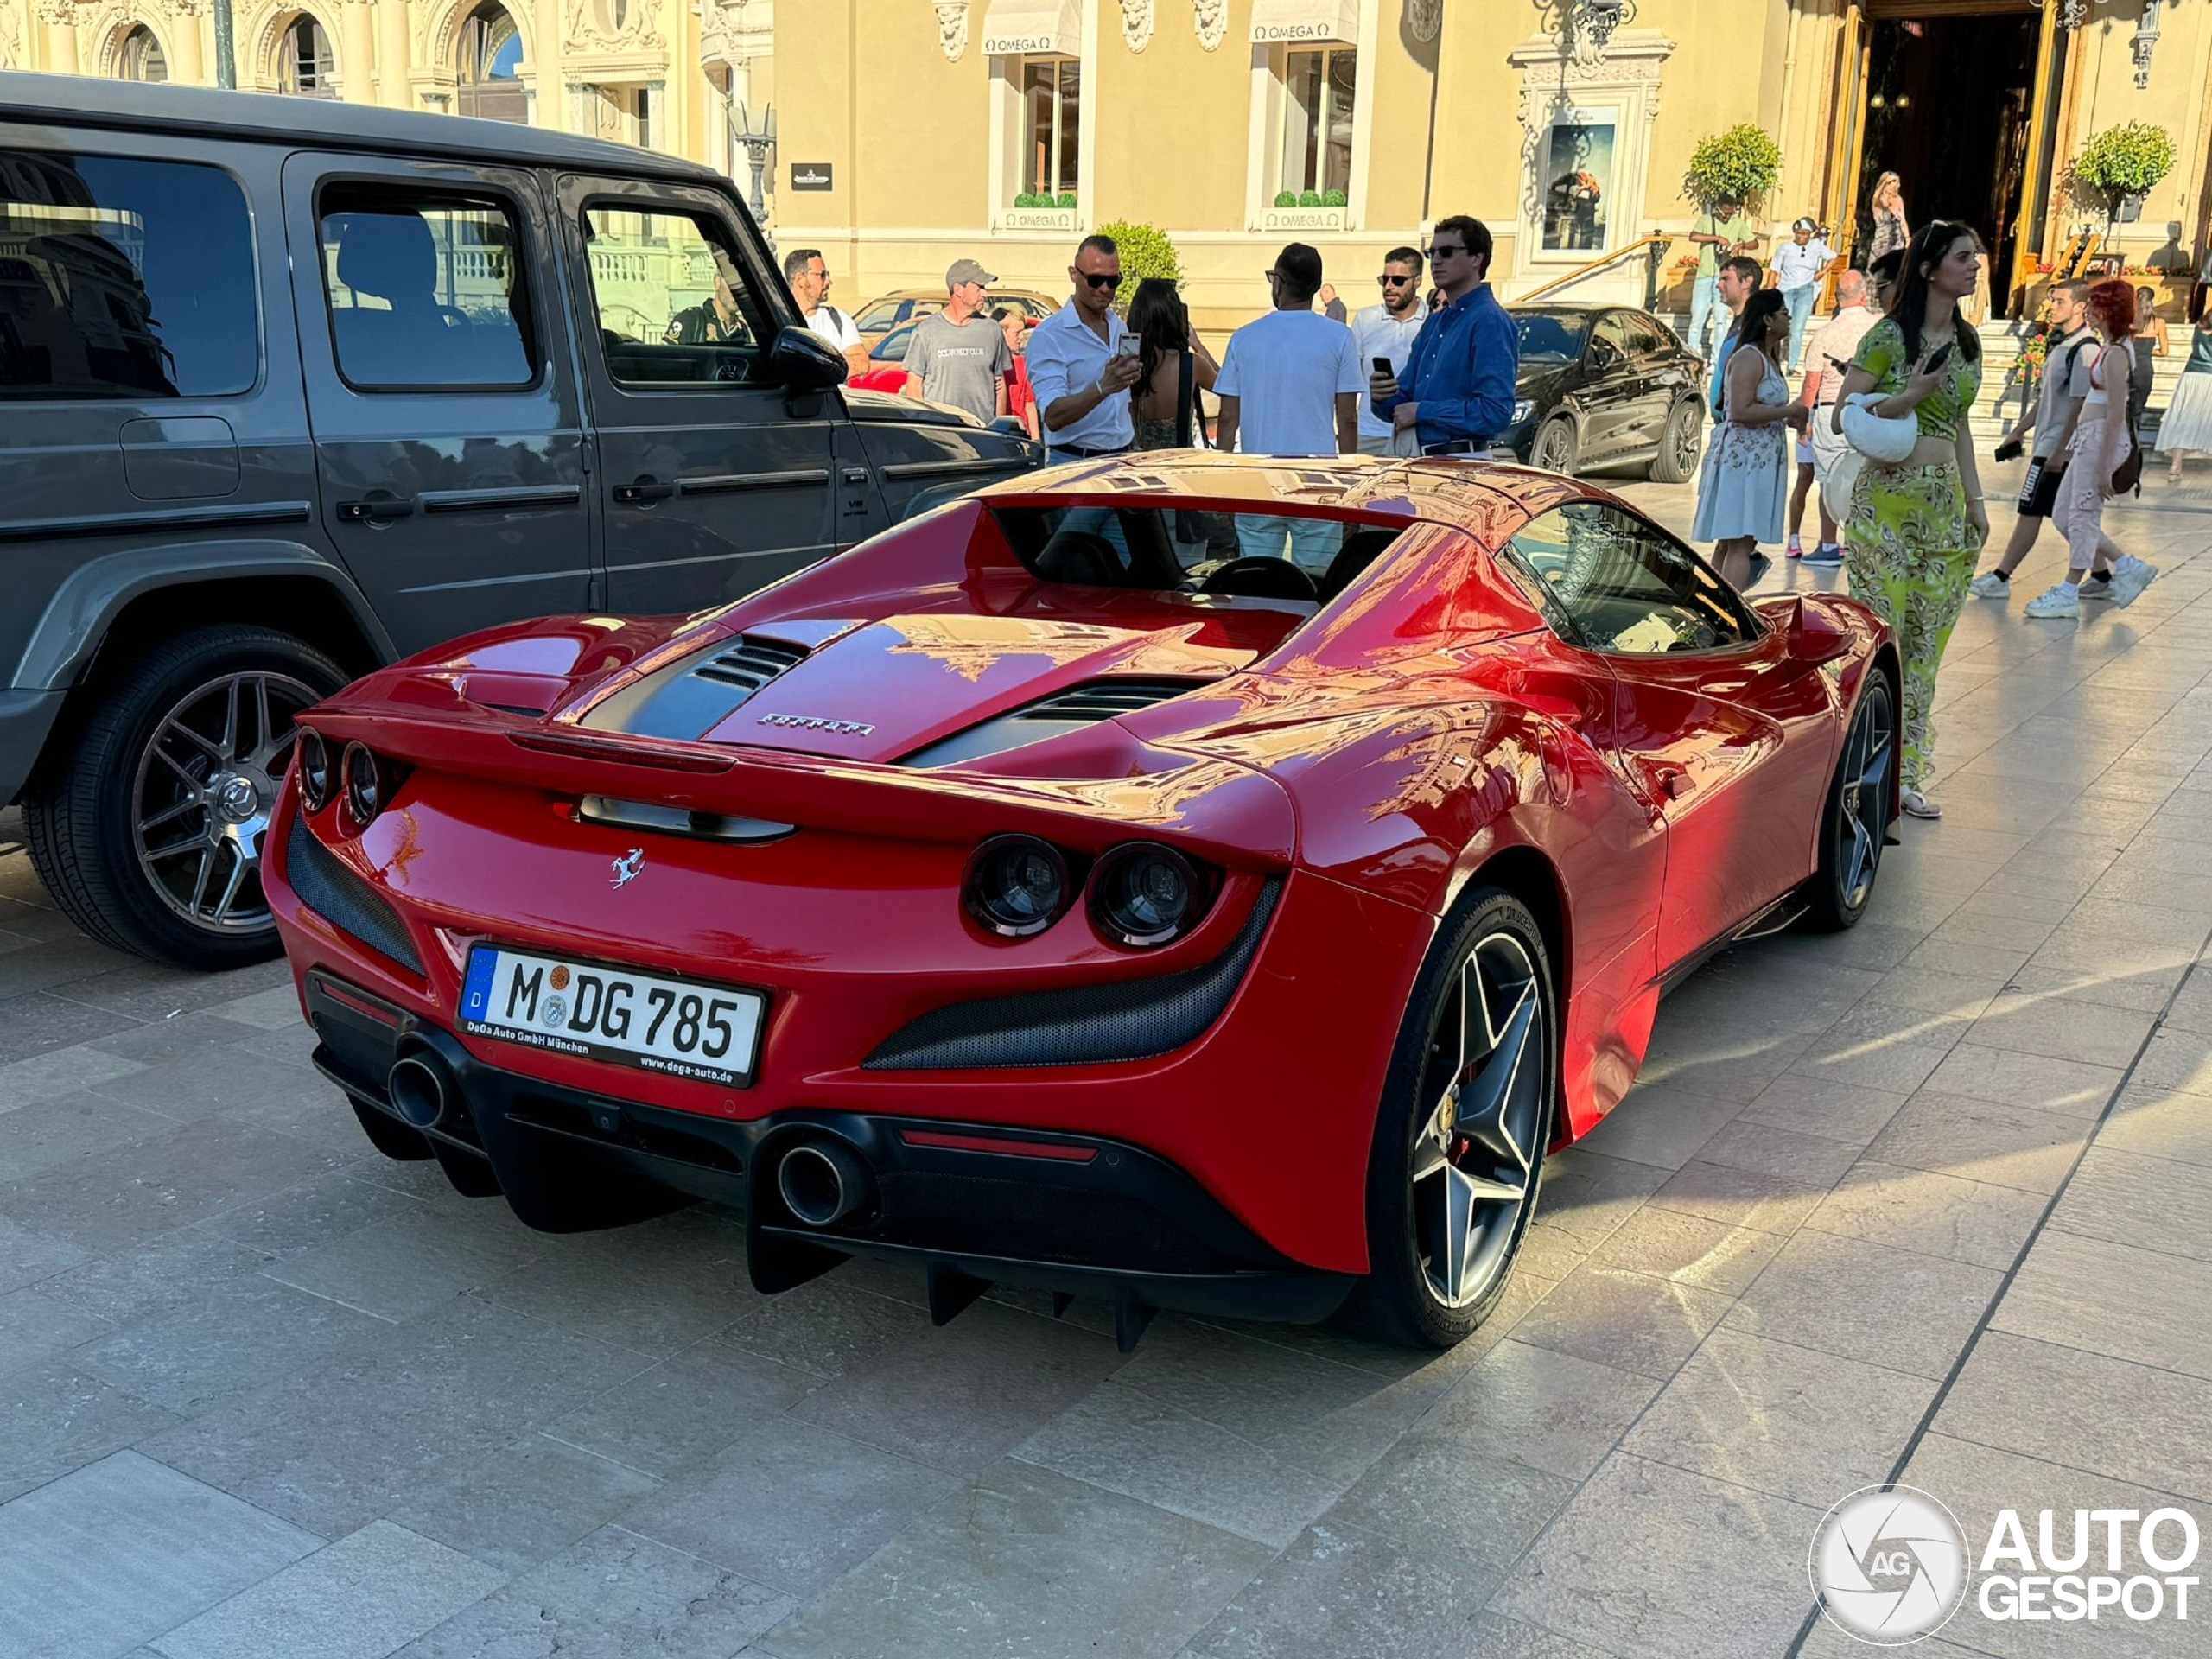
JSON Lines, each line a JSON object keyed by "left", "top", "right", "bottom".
{"left": 11, "top": 539, "right": 396, "bottom": 693}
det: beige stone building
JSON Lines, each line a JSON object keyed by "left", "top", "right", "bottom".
{"left": 5, "top": 0, "right": 2209, "bottom": 329}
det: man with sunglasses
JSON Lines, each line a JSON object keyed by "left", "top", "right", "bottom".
{"left": 1351, "top": 246, "right": 1427, "bottom": 456}
{"left": 1370, "top": 217, "right": 1517, "bottom": 456}
{"left": 1027, "top": 234, "right": 1141, "bottom": 460}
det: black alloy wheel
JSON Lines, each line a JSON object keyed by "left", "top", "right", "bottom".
{"left": 1649, "top": 397, "right": 1706, "bottom": 484}
{"left": 1805, "top": 673, "right": 1897, "bottom": 931}
{"left": 1347, "top": 887, "right": 1556, "bottom": 1347}
{"left": 1532, "top": 418, "right": 1580, "bottom": 477}
{"left": 24, "top": 626, "right": 348, "bottom": 969}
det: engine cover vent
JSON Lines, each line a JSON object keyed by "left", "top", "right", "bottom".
{"left": 899, "top": 678, "right": 1209, "bottom": 769}
{"left": 583, "top": 633, "right": 811, "bottom": 740}
{"left": 694, "top": 636, "right": 810, "bottom": 693}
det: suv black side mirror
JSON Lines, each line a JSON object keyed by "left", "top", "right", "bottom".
{"left": 770, "top": 325, "right": 848, "bottom": 391}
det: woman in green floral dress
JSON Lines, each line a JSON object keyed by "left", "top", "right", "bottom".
{"left": 1831, "top": 222, "right": 1991, "bottom": 820}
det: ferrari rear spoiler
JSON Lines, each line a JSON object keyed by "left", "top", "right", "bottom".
{"left": 299, "top": 708, "right": 1296, "bottom": 869}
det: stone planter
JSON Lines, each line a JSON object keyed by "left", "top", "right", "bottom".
{"left": 1000, "top": 207, "right": 1077, "bottom": 233}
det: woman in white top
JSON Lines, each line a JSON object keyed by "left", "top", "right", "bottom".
{"left": 1693, "top": 289, "right": 1807, "bottom": 589}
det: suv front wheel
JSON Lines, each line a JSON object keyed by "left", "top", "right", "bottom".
{"left": 26, "top": 625, "right": 347, "bottom": 970}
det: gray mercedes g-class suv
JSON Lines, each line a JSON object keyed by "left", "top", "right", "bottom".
{"left": 0, "top": 73, "right": 1036, "bottom": 969}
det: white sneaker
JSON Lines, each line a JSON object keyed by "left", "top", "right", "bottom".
{"left": 2023, "top": 584, "right": 2080, "bottom": 619}
{"left": 1967, "top": 571, "right": 2011, "bottom": 600}
{"left": 2105, "top": 563, "right": 2156, "bottom": 607}
{"left": 2078, "top": 575, "right": 2119, "bottom": 603}
{"left": 2115, "top": 553, "right": 2159, "bottom": 581}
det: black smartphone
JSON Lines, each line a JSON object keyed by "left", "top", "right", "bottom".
{"left": 1824, "top": 353, "right": 1852, "bottom": 375}
{"left": 1925, "top": 343, "right": 1954, "bottom": 373}
{"left": 1371, "top": 357, "right": 1395, "bottom": 376}
{"left": 1993, "top": 437, "right": 2024, "bottom": 462}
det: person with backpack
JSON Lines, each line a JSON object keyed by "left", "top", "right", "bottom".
{"left": 783, "top": 247, "right": 870, "bottom": 378}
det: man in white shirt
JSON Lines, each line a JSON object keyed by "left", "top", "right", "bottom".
{"left": 1215, "top": 243, "right": 1363, "bottom": 571}
{"left": 783, "top": 247, "right": 870, "bottom": 379}
{"left": 1797, "top": 268, "right": 1882, "bottom": 564}
{"left": 1026, "top": 235, "right": 1141, "bottom": 460}
{"left": 1350, "top": 245, "right": 1428, "bottom": 456}
{"left": 1770, "top": 217, "right": 1837, "bottom": 373}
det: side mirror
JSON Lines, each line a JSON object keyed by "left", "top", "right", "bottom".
{"left": 1769, "top": 595, "right": 1855, "bottom": 667}
{"left": 770, "top": 324, "right": 848, "bottom": 391}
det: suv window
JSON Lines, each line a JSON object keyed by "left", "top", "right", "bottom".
{"left": 579, "top": 205, "right": 766, "bottom": 385}
{"left": 1499, "top": 501, "right": 1759, "bottom": 655}
{"left": 1590, "top": 312, "right": 1632, "bottom": 358}
{"left": 0, "top": 150, "right": 257, "bottom": 400}
{"left": 1626, "top": 313, "right": 1671, "bottom": 354}
{"left": 316, "top": 183, "right": 535, "bottom": 391}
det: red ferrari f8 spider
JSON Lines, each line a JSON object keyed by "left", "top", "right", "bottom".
{"left": 267, "top": 456, "right": 1898, "bottom": 1350}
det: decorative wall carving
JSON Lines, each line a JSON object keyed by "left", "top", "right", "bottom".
{"left": 34, "top": 0, "right": 79, "bottom": 27}
{"left": 1193, "top": 0, "right": 1225, "bottom": 51}
{"left": 1406, "top": 0, "right": 1441, "bottom": 44}
{"left": 932, "top": 0, "right": 970, "bottom": 61}
{"left": 1118, "top": 0, "right": 1152, "bottom": 52}
{"left": 0, "top": 7, "right": 22, "bottom": 67}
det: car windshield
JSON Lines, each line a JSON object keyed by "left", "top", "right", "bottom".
{"left": 1515, "top": 311, "right": 1589, "bottom": 362}
{"left": 992, "top": 502, "right": 1406, "bottom": 604}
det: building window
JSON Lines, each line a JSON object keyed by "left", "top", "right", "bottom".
{"left": 457, "top": 3, "right": 526, "bottom": 124}
{"left": 1541, "top": 115, "right": 1617, "bottom": 252}
{"left": 1280, "top": 48, "right": 1354, "bottom": 202}
{"left": 117, "top": 25, "right": 168, "bottom": 83}
{"left": 279, "top": 16, "right": 337, "bottom": 98}
{"left": 1020, "top": 58, "right": 1079, "bottom": 203}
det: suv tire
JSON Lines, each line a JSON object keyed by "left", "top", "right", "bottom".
{"left": 26, "top": 625, "right": 347, "bottom": 970}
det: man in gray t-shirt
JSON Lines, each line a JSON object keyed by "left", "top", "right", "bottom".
{"left": 902, "top": 257, "right": 1014, "bottom": 423}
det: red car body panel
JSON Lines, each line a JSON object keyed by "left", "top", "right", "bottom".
{"left": 268, "top": 455, "right": 1894, "bottom": 1292}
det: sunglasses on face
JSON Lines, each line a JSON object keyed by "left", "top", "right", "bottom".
{"left": 1078, "top": 270, "right": 1122, "bottom": 290}
{"left": 1378, "top": 274, "right": 1416, "bottom": 287}
{"left": 1426, "top": 245, "right": 1467, "bottom": 260}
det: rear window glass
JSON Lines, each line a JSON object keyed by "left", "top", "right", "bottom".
{"left": 0, "top": 149, "right": 257, "bottom": 400}
{"left": 993, "top": 503, "right": 1402, "bottom": 596}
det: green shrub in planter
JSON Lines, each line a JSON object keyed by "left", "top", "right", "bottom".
{"left": 1682, "top": 124, "right": 1783, "bottom": 209}
{"left": 1299, "top": 190, "right": 1322, "bottom": 207}
{"left": 1321, "top": 189, "right": 1347, "bottom": 208}
{"left": 1274, "top": 190, "right": 1300, "bottom": 208}
{"left": 1014, "top": 192, "right": 1040, "bottom": 208}
{"left": 1091, "top": 219, "right": 1184, "bottom": 287}
{"left": 2075, "top": 122, "right": 2177, "bottom": 213}
{"left": 1056, "top": 193, "right": 1077, "bottom": 209}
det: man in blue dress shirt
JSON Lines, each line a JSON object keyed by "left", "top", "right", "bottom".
{"left": 1370, "top": 216, "right": 1519, "bottom": 455}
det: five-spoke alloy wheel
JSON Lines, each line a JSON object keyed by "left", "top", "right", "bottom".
{"left": 1351, "top": 886, "right": 1557, "bottom": 1346}
{"left": 1806, "top": 672, "right": 1896, "bottom": 931}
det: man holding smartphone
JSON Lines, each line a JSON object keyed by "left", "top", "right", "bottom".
{"left": 1370, "top": 216, "right": 1518, "bottom": 456}
{"left": 1028, "top": 234, "right": 1141, "bottom": 460}
{"left": 1351, "top": 246, "right": 1427, "bottom": 455}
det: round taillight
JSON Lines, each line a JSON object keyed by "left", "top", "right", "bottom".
{"left": 963, "top": 835, "right": 1069, "bottom": 938}
{"left": 342, "top": 742, "right": 384, "bottom": 825}
{"left": 1090, "top": 844, "right": 1201, "bottom": 948}
{"left": 296, "top": 728, "right": 331, "bottom": 813}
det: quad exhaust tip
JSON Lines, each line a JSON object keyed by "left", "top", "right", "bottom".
{"left": 776, "top": 1139, "right": 874, "bottom": 1228}
{"left": 388, "top": 1049, "right": 457, "bottom": 1131}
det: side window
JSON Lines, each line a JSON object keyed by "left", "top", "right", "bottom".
{"left": 1628, "top": 314, "right": 1670, "bottom": 354}
{"left": 0, "top": 149, "right": 256, "bottom": 400}
{"left": 317, "top": 183, "right": 535, "bottom": 391}
{"left": 1499, "top": 502, "right": 1759, "bottom": 655}
{"left": 1590, "top": 313, "right": 1632, "bottom": 358}
{"left": 579, "top": 204, "right": 766, "bottom": 385}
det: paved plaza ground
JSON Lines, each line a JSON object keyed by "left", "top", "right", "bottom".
{"left": 3, "top": 465, "right": 2210, "bottom": 1658}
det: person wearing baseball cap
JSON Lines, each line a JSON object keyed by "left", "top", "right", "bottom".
{"left": 1771, "top": 215, "right": 1837, "bottom": 375}
{"left": 900, "top": 257, "right": 1014, "bottom": 423}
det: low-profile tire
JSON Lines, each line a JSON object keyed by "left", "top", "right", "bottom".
{"left": 1342, "top": 886, "right": 1558, "bottom": 1349}
{"left": 1531, "top": 417, "right": 1579, "bottom": 476}
{"left": 1803, "top": 671, "right": 1897, "bottom": 931}
{"left": 351, "top": 1099, "right": 435, "bottom": 1162}
{"left": 1648, "top": 397, "right": 1706, "bottom": 483}
{"left": 23, "top": 625, "right": 348, "bottom": 970}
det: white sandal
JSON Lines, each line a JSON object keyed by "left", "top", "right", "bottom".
{"left": 1900, "top": 789, "right": 1942, "bottom": 820}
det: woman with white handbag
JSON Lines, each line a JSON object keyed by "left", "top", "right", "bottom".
{"left": 1829, "top": 222, "right": 1990, "bottom": 820}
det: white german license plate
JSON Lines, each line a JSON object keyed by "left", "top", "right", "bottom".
{"left": 458, "top": 946, "right": 764, "bottom": 1088}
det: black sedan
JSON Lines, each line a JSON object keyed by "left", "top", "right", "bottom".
{"left": 1496, "top": 303, "right": 1708, "bottom": 483}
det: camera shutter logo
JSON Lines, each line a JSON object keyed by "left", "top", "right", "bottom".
{"left": 1810, "top": 1484, "right": 1971, "bottom": 1645}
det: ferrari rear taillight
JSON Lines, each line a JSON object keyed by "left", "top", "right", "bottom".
{"left": 1090, "top": 843, "right": 1205, "bottom": 949}
{"left": 342, "top": 742, "right": 385, "bottom": 826}
{"left": 296, "top": 728, "right": 333, "bottom": 814}
{"left": 963, "top": 835, "right": 1071, "bottom": 938}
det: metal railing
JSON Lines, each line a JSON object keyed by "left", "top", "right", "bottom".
{"left": 1516, "top": 233, "right": 1675, "bottom": 308}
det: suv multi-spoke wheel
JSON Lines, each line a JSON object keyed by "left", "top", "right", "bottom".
{"left": 26, "top": 625, "right": 348, "bottom": 970}
{"left": 1347, "top": 886, "right": 1557, "bottom": 1346}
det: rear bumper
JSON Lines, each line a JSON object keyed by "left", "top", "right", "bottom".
{"left": 307, "top": 972, "right": 1353, "bottom": 1334}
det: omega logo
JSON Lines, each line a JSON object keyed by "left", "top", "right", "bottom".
{"left": 758, "top": 712, "right": 876, "bottom": 736}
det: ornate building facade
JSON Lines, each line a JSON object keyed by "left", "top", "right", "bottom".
{"left": 0, "top": 0, "right": 776, "bottom": 210}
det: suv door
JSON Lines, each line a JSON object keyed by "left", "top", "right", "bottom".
{"left": 283, "top": 154, "right": 593, "bottom": 653}
{"left": 1573, "top": 311, "right": 1643, "bottom": 466}
{"left": 556, "top": 176, "right": 836, "bottom": 613}
{"left": 1497, "top": 500, "right": 1834, "bottom": 972}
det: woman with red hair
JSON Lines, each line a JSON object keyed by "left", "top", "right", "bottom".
{"left": 2024, "top": 277, "right": 2158, "bottom": 619}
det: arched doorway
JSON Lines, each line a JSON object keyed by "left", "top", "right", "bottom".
{"left": 278, "top": 15, "right": 337, "bottom": 97}
{"left": 116, "top": 24, "right": 168, "bottom": 83}
{"left": 456, "top": 3, "right": 526, "bottom": 123}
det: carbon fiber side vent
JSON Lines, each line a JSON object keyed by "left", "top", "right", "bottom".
{"left": 863, "top": 879, "right": 1281, "bottom": 1071}
{"left": 284, "top": 816, "right": 424, "bottom": 976}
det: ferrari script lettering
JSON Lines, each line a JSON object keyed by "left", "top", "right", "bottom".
{"left": 758, "top": 713, "right": 875, "bottom": 735}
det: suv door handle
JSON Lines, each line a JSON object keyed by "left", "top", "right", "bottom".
{"left": 613, "top": 478, "right": 676, "bottom": 505}
{"left": 335, "top": 491, "right": 415, "bottom": 523}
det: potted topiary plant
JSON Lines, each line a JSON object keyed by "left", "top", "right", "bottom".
{"left": 2075, "top": 122, "right": 2176, "bottom": 231}
{"left": 1681, "top": 124, "right": 1783, "bottom": 211}
{"left": 1274, "top": 189, "right": 1299, "bottom": 208}
{"left": 1055, "top": 193, "right": 1077, "bottom": 210}
{"left": 1299, "top": 190, "right": 1323, "bottom": 208}
{"left": 1091, "top": 219, "right": 1183, "bottom": 287}
{"left": 1014, "top": 192, "right": 1040, "bottom": 209}
{"left": 1321, "top": 188, "right": 1347, "bottom": 208}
